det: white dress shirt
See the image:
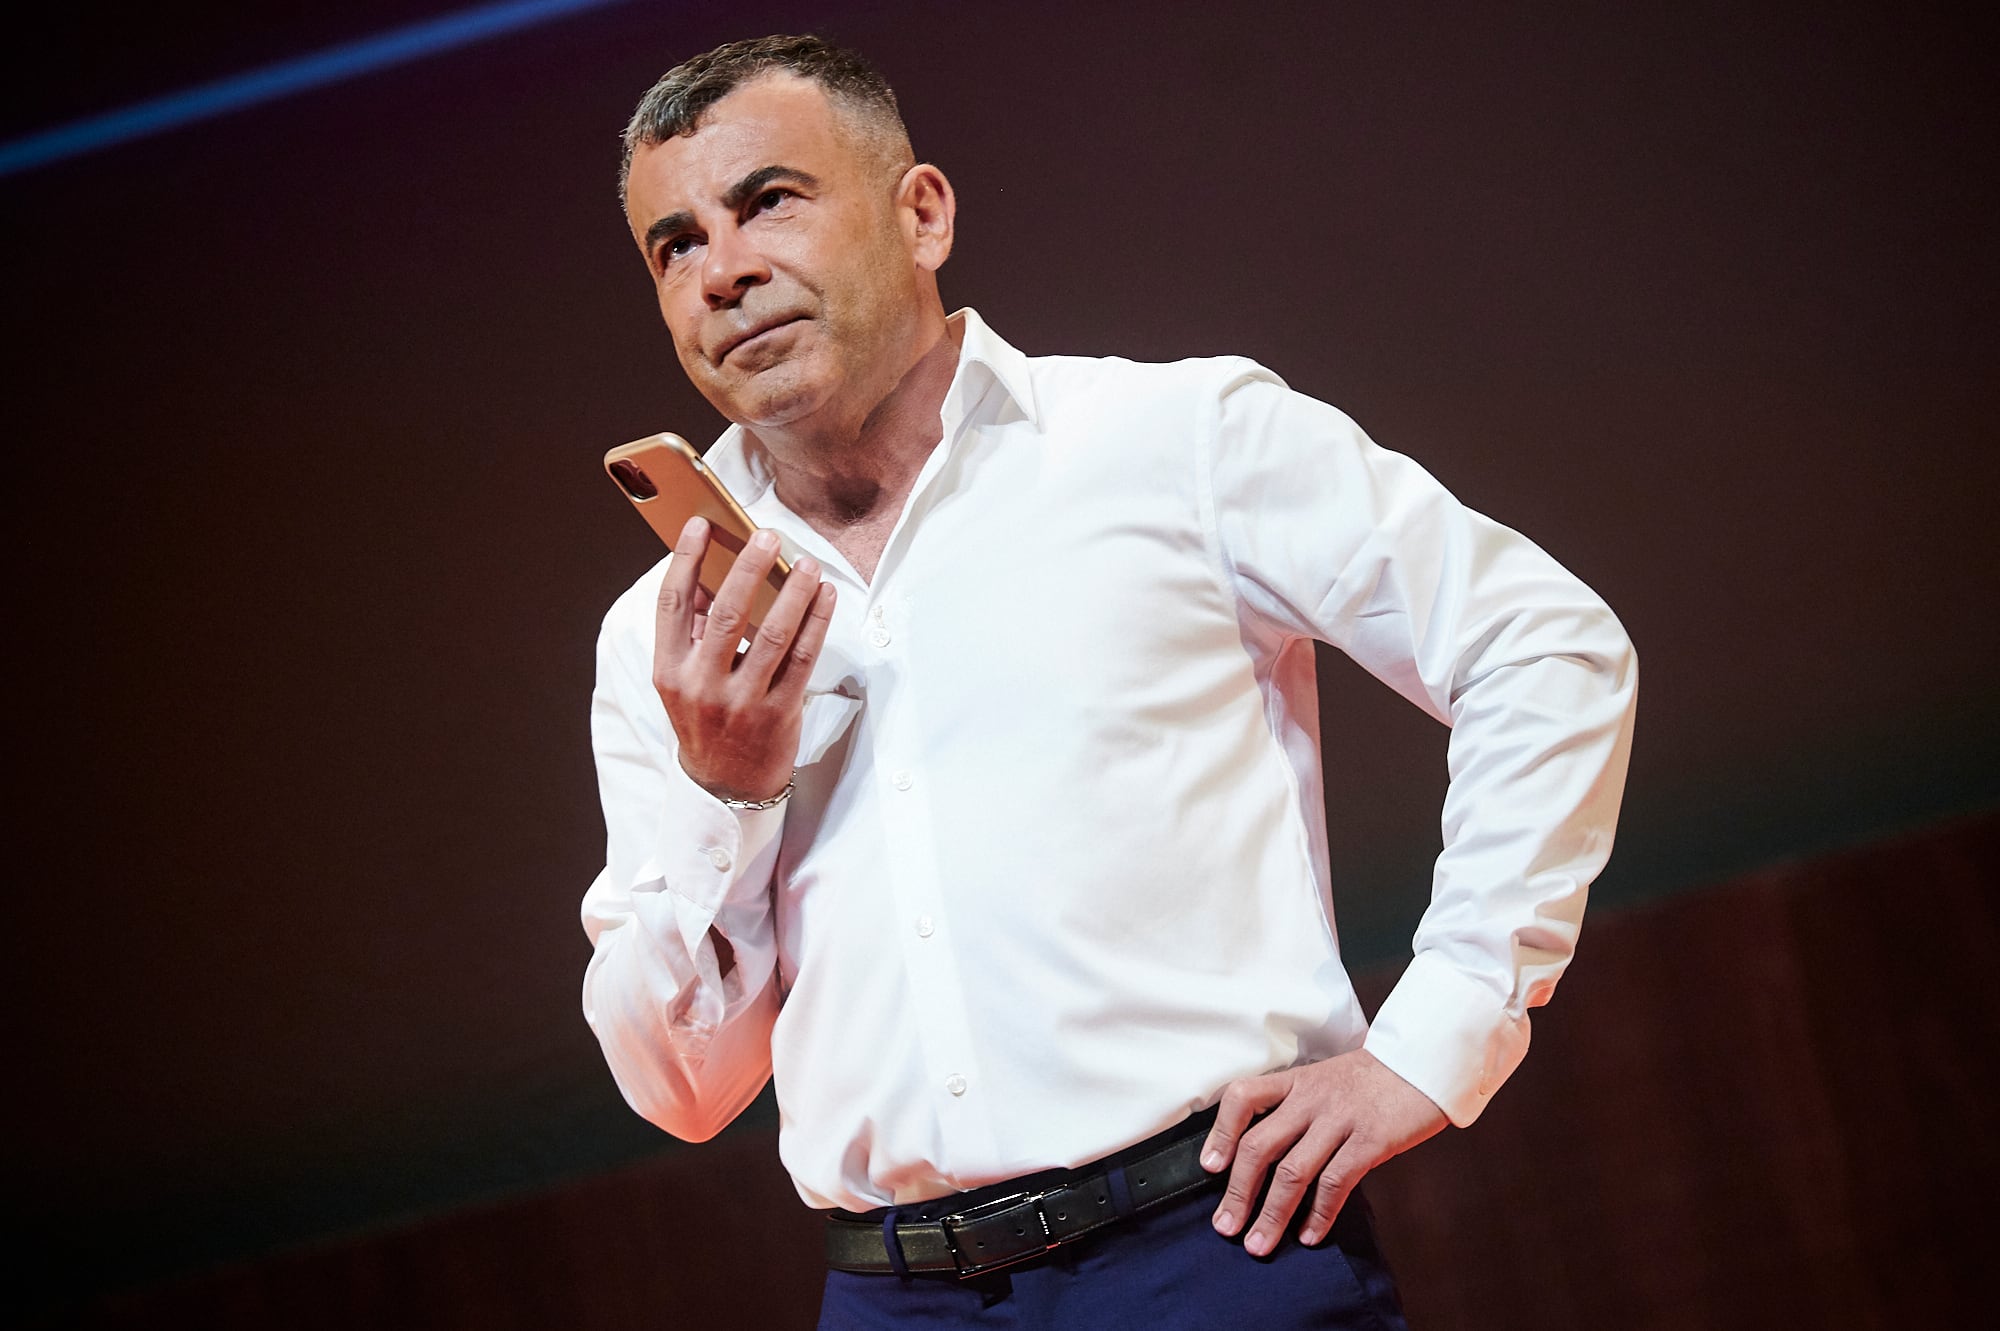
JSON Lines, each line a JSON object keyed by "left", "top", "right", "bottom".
{"left": 580, "top": 309, "right": 1636, "bottom": 1212}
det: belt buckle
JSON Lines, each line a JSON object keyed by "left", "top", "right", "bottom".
{"left": 940, "top": 1189, "right": 1056, "bottom": 1278}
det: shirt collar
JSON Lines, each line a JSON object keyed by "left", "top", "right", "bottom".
{"left": 703, "top": 306, "right": 1036, "bottom": 505}
{"left": 949, "top": 306, "right": 1039, "bottom": 430}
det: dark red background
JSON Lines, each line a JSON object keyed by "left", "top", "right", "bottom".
{"left": 7, "top": 0, "right": 1995, "bottom": 1318}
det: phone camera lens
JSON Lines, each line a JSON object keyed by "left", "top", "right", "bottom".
{"left": 609, "top": 459, "right": 657, "bottom": 500}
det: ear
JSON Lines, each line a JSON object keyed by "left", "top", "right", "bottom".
{"left": 896, "top": 163, "right": 956, "bottom": 272}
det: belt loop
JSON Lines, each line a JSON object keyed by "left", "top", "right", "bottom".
{"left": 880, "top": 1208, "right": 911, "bottom": 1281}
{"left": 1105, "top": 1164, "right": 1137, "bottom": 1218}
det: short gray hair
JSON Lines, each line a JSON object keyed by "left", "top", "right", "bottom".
{"left": 618, "top": 34, "right": 911, "bottom": 205}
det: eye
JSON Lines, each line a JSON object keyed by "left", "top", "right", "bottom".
{"left": 751, "top": 188, "right": 792, "bottom": 214}
{"left": 658, "top": 234, "right": 698, "bottom": 270}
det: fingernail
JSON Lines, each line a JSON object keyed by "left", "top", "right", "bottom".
{"left": 1246, "top": 1232, "right": 1271, "bottom": 1256}
{"left": 1201, "top": 1150, "right": 1224, "bottom": 1171}
{"left": 1212, "top": 1209, "right": 1233, "bottom": 1234}
{"left": 751, "top": 530, "right": 778, "bottom": 551}
{"left": 1299, "top": 1228, "right": 1320, "bottom": 1246}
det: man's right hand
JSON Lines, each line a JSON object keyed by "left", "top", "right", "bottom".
{"left": 653, "top": 516, "right": 836, "bottom": 803}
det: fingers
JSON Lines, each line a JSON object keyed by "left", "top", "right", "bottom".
{"left": 735, "top": 554, "right": 825, "bottom": 691}
{"left": 1202, "top": 1052, "right": 1437, "bottom": 1257}
{"left": 690, "top": 573, "right": 715, "bottom": 643}
{"left": 1212, "top": 1108, "right": 1306, "bottom": 1247}
{"left": 1205, "top": 1071, "right": 1294, "bottom": 1239}
{"left": 1241, "top": 1120, "right": 1346, "bottom": 1256}
{"left": 770, "top": 581, "right": 837, "bottom": 704}
{"left": 1297, "top": 1137, "right": 1370, "bottom": 1248}
{"left": 695, "top": 528, "right": 784, "bottom": 667}
{"left": 650, "top": 520, "right": 828, "bottom": 801}
{"left": 1203, "top": 1071, "right": 1290, "bottom": 1173}
{"left": 654, "top": 517, "right": 710, "bottom": 668}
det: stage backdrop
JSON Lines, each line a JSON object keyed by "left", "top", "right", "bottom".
{"left": 65, "top": 813, "right": 2000, "bottom": 1329}
{"left": 7, "top": 0, "right": 1996, "bottom": 1320}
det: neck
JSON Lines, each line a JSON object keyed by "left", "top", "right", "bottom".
{"left": 754, "top": 312, "right": 962, "bottom": 537}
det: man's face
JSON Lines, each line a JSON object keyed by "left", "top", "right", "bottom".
{"left": 624, "top": 75, "right": 920, "bottom": 431}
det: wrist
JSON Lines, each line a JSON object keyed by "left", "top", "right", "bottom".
{"left": 678, "top": 756, "right": 794, "bottom": 808}
{"left": 714, "top": 777, "right": 795, "bottom": 811}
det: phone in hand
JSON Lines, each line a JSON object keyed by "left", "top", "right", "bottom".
{"left": 604, "top": 433, "right": 793, "bottom": 634}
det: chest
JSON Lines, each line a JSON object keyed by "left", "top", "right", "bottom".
{"left": 817, "top": 509, "right": 899, "bottom": 587}
{"left": 801, "top": 429, "right": 1251, "bottom": 733}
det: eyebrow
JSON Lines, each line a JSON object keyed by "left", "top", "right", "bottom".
{"left": 642, "top": 164, "right": 823, "bottom": 257}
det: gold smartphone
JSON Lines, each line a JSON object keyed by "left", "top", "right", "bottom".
{"left": 604, "top": 433, "right": 792, "bottom": 633}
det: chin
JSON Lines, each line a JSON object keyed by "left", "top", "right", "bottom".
{"left": 722, "top": 363, "right": 836, "bottom": 430}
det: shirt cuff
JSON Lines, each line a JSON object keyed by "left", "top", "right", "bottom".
{"left": 647, "top": 759, "right": 788, "bottom": 959}
{"left": 1362, "top": 950, "right": 1531, "bottom": 1127}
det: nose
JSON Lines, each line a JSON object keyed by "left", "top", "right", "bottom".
{"left": 702, "top": 223, "right": 769, "bottom": 310}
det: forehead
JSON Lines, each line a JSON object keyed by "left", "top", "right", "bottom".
{"left": 625, "top": 75, "right": 859, "bottom": 220}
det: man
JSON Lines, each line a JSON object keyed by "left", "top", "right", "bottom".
{"left": 581, "top": 34, "right": 1636, "bottom": 1328}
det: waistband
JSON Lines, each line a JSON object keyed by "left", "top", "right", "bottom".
{"left": 826, "top": 1106, "right": 1222, "bottom": 1278}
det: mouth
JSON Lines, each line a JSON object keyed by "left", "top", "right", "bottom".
{"left": 716, "top": 315, "right": 805, "bottom": 365}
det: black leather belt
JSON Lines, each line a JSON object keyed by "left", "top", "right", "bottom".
{"left": 824, "top": 1108, "right": 1220, "bottom": 1279}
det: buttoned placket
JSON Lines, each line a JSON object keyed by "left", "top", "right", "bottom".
{"left": 865, "top": 366, "right": 1008, "bottom": 1176}
{"left": 741, "top": 358, "right": 1010, "bottom": 1180}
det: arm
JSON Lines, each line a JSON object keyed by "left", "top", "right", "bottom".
{"left": 580, "top": 520, "right": 835, "bottom": 1141}
{"left": 1193, "top": 365, "right": 1638, "bottom": 1250}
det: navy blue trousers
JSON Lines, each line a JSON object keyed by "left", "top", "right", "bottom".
{"left": 817, "top": 1184, "right": 1408, "bottom": 1329}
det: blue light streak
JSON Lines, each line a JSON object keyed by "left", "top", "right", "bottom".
{"left": 0, "top": 0, "right": 627, "bottom": 179}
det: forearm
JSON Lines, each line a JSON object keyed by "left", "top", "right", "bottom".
{"left": 1366, "top": 613, "right": 1637, "bottom": 1124}
{"left": 578, "top": 565, "right": 792, "bottom": 1140}
{"left": 1207, "top": 365, "right": 1639, "bottom": 1123}
{"left": 582, "top": 876, "right": 780, "bottom": 1141}
{"left": 1339, "top": 496, "right": 1637, "bottom": 1124}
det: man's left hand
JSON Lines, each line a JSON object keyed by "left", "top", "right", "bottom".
{"left": 1200, "top": 1049, "right": 1447, "bottom": 1255}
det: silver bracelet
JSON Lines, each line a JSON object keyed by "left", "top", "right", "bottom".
{"left": 718, "top": 777, "right": 795, "bottom": 811}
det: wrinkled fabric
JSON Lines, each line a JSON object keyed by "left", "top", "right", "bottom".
{"left": 580, "top": 309, "right": 1637, "bottom": 1211}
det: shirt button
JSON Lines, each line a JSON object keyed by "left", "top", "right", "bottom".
{"left": 915, "top": 914, "right": 934, "bottom": 938}
{"left": 892, "top": 770, "right": 913, "bottom": 791}
{"left": 945, "top": 1074, "right": 967, "bottom": 1096}
{"left": 869, "top": 626, "right": 891, "bottom": 648}
{"left": 706, "top": 847, "right": 733, "bottom": 872}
